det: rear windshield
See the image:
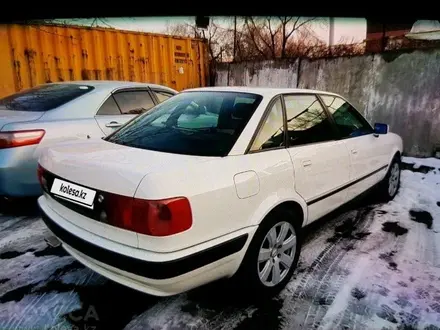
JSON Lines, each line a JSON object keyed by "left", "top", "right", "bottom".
{"left": 105, "top": 91, "right": 263, "bottom": 157}
{"left": 0, "top": 84, "right": 95, "bottom": 111}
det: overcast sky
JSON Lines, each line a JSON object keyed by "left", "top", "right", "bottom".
{"left": 63, "top": 16, "right": 367, "bottom": 44}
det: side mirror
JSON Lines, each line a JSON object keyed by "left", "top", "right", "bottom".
{"left": 374, "top": 123, "right": 388, "bottom": 136}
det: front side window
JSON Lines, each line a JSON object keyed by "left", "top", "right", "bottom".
{"left": 0, "top": 84, "right": 94, "bottom": 112}
{"left": 249, "top": 97, "right": 285, "bottom": 152}
{"left": 105, "top": 91, "right": 263, "bottom": 157}
{"left": 321, "top": 95, "right": 373, "bottom": 138}
{"left": 284, "top": 94, "right": 335, "bottom": 146}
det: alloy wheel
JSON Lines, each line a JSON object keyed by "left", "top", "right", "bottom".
{"left": 257, "top": 221, "right": 296, "bottom": 287}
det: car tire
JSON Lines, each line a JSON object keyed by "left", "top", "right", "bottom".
{"left": 378, "top": 154, "right": 401, "bottom": 202}
{"left": 233, "top": 207, "right": 302, "bottom": 298}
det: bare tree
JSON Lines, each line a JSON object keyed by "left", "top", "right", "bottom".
{"left": 164, "top": 19, "right": 234, "bottom": 63}
{"left": 278, "top": 16, "right": 320, "bottom": 58}
{"left": 164, "top": 21, "right": 194, "bottom": 38}
{"left": 303, "top": 35, "right": 366, "bottom": 58}
{"left": 284, "top": 27, "right": 326, "bottom": 58}
{"left": 241, "top": 16, "right": 322, "bottom": 59}
{"left": 165, "top": 17, "right": 366, "bottom": 62}
{"left": 242, "top": 17, "right": 278, "bottom": 59}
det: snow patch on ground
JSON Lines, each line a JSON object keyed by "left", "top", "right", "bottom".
{"left": 318, "top": 254, "right": 373, "bottom": 330}
{"left": 124, "top": 295, "right": 200, "bottom": 330}
{"left": 124, "top": 291, "right": 259, "bottom": 330}
{"left": 59, "top": 268, "right": 105, "bottom": 287}
{"left": 0, "top": 216, "right": 89, "bottom": 329}
{"left": 397, "top": 164, "right": 440, "bottom": 232}
{"left": 0, "top": 216, "right": 48, "bottom": 250}
{"left": 317, "top": 157, "right": 440, "bottom": 329}
{"left": 0, "top": 292, "right": 81, "bottom": 329}
{"left": 403, "top": 156, "right": 440, "bottom": 169}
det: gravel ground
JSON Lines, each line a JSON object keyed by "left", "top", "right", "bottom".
{"left": 0, "top": 157, "right": 439, "bottom": 330}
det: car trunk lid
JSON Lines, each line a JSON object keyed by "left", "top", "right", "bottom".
{"left": 39, "top": 139, "right": 213, "bottom": 247}
{"left": 0, "top": 109, "right": 45, "bottom": 131}
{"left": 39, "top": 138, "right": 212, "bottom": 198}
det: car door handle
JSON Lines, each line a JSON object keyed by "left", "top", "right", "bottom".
{"left": 105, "top": 121, "right": 122, "bottom": 128}
{"left": 302, "top": 160, "right": 312, "bottom": 167}
{"left": 351, "top": 149, "right": 358, "bottom": 155}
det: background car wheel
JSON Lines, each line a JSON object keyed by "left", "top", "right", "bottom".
{"left": 233, "top": 208, "right": 302, "bottom": 298}
{"left": 378, "top": 154, "right": 401, "bottom": 202}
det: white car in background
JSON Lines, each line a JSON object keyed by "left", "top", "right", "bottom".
{"left": 37, "top": 87, "right": 403, "bottom": 297}
{"left": 0, "top": 81, "right": 177, "bottom": 198}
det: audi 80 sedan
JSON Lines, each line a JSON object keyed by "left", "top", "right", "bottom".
{"left": 37, "top": 87, "right": 403, "bottom": 297}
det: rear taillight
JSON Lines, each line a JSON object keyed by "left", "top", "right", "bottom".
{"left": 0, "top": 129, "right": 45, "bottom": 149}
{"left": 101, "top": 193, "right": 192, "bottom": 237}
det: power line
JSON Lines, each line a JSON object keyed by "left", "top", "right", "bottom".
{"left": 30, "top": 25, "right": 81, "bottom": 42}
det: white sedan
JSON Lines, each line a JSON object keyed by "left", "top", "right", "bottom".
{"left": 37, "top": 87, "right": 403, "bottom": 297}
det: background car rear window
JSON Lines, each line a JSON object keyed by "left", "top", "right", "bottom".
{"left": 0, "top": 84, "right": 94, "bottom": 112}
{"left": 105, "top": 91, "right": 263, "bottom": 157}
{"left": 113, "top": 90, "right": 155, "bottom": 115}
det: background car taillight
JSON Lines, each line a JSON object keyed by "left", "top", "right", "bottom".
{"left": 101, "top": 193, "right": 193, "bottom": 237}
{"left": 0, "top": 129, "right": 45, "bottom": 149}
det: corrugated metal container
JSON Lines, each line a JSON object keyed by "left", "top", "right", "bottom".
{"left": 0, "top": 23, "right": 209, "bottom": 98}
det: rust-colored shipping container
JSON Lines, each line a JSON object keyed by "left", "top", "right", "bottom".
{"left": 0, "top": 23, "right": 209, "bottom": 98}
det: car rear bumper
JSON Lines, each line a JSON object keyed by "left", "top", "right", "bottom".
{"left": 0, "top": 146, "right": 41, "bottom": 197}
{"left": 38, "top": 195, "right": 255, "bottom": 296}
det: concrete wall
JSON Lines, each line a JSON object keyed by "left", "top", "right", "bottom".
{"left": 215, "top": 49, "right": 440, "bottom": 157}
{"left": 216, "top": 60, "right": 299, "bottom": 89}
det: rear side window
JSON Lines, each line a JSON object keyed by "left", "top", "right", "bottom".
{"left": 105, "top": 91, "right": 263, "bottom": 157}
{"left": 0, "top": 84, "right": 94, "bottom": 112}
{"left": 113, "top": 90, "right": 155, "bottom": 115}
{"left": 96, "top": 96, "right": 121, "bottom": 115}
{"left": 250, "top": 97, "right": 285, "bottom": 152}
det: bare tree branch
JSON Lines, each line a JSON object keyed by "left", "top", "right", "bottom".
{"left": 266, "top": 17, "right": 277, "bottom": 58}
{"left": 244, "top": 17, "right": 269, "bottom": 59}
{"left": 285, "top": 17, "right": 302, "bottom": 40}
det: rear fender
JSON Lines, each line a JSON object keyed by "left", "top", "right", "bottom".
{"left": 246, "top": 189, "right": 307, "bottom": 228}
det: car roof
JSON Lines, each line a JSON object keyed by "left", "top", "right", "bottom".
{"left": 183, "top": 86, "right": 341, "bottom": 98}
{"left": 42, "top": 80, "right": 177, "bottom": 93}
